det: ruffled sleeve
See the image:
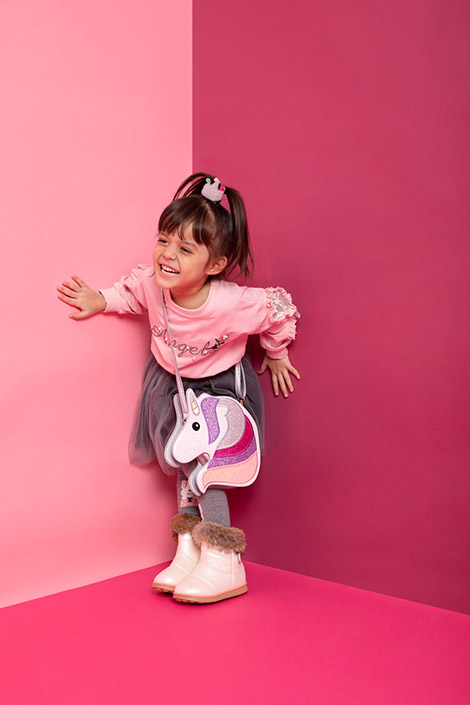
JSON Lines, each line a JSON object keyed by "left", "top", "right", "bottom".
{"left": 99, "top": 264, "right": 153, "bottom": 314}
{"left": 259, "top": 287, "right": 300, "bottom": 359}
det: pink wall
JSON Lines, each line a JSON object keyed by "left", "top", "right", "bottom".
{"left": 193, "top": 0, "right": 470, "bottom": 613}
{"left": 0, "top": 0, "right": 192, "bottom": 607}
{"left": 2, "top": 0, "right": 468, "bottom": 615}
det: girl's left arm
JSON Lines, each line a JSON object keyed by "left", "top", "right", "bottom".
{"left": 259, "top": 353, "right": 300, "bottom": 398}
{"left": 255, "top": 286, "right": 301, "bottom": 397}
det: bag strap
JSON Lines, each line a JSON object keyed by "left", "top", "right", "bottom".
{"left": 161, "top": 288, "right": 246, "bottom": 422}
{"left": 235, "top": 357, "right": 246, "bottom": 401}
{"left": 161, "top": 288, "right": 189, "bottom": 419}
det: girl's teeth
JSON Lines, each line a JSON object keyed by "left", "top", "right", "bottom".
{"left": 161, "top": 266, "right": 178, "bottom": 275}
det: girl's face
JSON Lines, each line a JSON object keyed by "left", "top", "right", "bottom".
{"left": 153, "top": 228, "right": 226, "bottom": 301}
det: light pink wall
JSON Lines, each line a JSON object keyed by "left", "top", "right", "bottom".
{"left": 193, "top": 0, "right": 470, "bottom": 613}
{"left": 0, "top": 0, "right": 192, "bottom": 607}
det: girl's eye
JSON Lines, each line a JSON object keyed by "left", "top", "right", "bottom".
{"left": 181, "top": 248, "right": 192, "bottom": 254}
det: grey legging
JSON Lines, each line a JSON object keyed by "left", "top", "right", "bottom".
{"left": 176, "top": 468, "right": 230, "bottom": 527}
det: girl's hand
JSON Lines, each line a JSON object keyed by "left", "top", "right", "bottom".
{"left": 56, "top": 275, "right": 106, "bottom": 320}
{"left": 258, "top": 354, "right": 300, "bottom": 398}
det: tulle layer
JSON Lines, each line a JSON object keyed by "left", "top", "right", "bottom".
{"left": 129, "top": 353, "right": 265, "bottom": 475}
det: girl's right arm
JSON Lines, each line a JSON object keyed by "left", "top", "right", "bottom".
{"left": 58, "top": 265, "right": 152, "bottom": 319}
{"left": 57, "top": 275, "right": 106, "bottom": 320}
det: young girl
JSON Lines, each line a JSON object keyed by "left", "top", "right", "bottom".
{"left": 57, "top": 173, "right": 300, "bottom": 604}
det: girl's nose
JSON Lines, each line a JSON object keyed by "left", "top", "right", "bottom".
{"left": 162, "top": 246, "right": 177, "bottom": 260}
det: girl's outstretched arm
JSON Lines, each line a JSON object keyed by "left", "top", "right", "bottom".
{"left": 258, "top": 354, "right": 300, "bottom": 398}
{"left": 57, "top": 275, "right": 106, "bottom": 320}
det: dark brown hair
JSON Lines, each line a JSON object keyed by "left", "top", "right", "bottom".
{"left": 157, "top": 172, "right": 253, "bottom": 278}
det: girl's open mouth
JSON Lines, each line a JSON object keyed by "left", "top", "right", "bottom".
{"left": 160, "top": 265, "right": 179, "bottom": 276}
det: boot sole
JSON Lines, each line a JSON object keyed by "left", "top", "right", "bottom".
{"left": 172, "top": 584, "right": 248, "bottom": 604}
{"left": 152, "top": 583, "right": 175, "bottom": 593}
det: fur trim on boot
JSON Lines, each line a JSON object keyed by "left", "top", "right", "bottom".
{"left": 192, "top": 521, "right": 246, "bottom": 554}
{"left": 170, "top": 513, "right": 201, "bottom": 540}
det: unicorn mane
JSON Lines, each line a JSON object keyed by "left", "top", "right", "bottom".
{"left": 201, "top": 396, "right": 246, "bottom": 448}
{"left": 200, "top": 397, "right": 220, "bottom": 444}
{"left": 208, "top": 416, "right": 257, "bottom": 469}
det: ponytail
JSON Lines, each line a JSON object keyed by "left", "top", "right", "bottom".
{"left": 222, "top": 185, "right": 253, "bottom": 278}
{"left": 165, "top": 172, "right": 254, "bottom": 278}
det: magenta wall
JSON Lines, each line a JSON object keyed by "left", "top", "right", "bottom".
{"left": 193, "top": 1, "right": 470, "bottom": 613}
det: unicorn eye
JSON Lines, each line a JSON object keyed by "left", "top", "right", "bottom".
{"left": 192, "top": 422, "right": 200, "bottom": 431}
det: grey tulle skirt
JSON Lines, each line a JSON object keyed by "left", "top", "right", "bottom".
{"left": 129, "top": 352, "right": 265, "bottom": 475}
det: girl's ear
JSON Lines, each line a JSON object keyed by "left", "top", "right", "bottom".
{"left": 206, "top": 256, "right": 228, "bottom": 276}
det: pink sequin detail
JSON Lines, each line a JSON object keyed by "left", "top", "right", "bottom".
{"left": 208, "top": 417, "right": 256, "bottom": 468}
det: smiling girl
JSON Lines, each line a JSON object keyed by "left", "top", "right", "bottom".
{"left": 57, "top": 172, "right": 300, "bottom": 604}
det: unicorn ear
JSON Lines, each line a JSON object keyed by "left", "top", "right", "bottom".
{"left": 217, "top": 404, "right": 229, "bottom": 418}
{"left": 186, "top": 388, "right": 200, "bottom": 416}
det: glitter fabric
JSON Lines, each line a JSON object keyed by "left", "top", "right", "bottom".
{"left": 168, "top": 389, "right": 261, "bottom": 494}
{"left": 216, "top": 398, "right": 245, "bottom": 449}
{"left": 200, "top": 397, "right": 220, "bottom": 444}
{"left": 212, "top": 416, "right": 254, "bottom": 458}
{"left": 208, "top": 419, "right": 257, "bottom": 468}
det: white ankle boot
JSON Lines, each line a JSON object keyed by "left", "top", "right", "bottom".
{"left": 152, "top": 514, "right": 200, "bottom": 593}
{"left": 172, "top": 522, "right": 247, "bottom": 604}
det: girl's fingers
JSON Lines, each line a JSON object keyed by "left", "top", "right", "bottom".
{"left": 271, "top": 372, "right": 279, "bottom": 396}
{"left": 289, "top": 365, "right": 301, "bottom": 380}
{"left": 284, "top": 370, "right": 294, "bottom": 393}
{"left": 61, "top": 280, "right": 80, "bottom": 292}
{"left": 278, "top": 375, "right": 288, "bottom": 398}
{"left": 57, "top": 285, "right": 77, "bottom": 298}
{"left": 57, "top": 292, "right": 79, "bottom": 306}
{"left": 72, "top": 275, "right": 86, "bottom": 287}
{"left": 259, "top": 357, "right": 300, "bottom": 393}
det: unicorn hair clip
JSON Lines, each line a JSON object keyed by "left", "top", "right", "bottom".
{"left": 201, "top": 177, "right": 225, "bottom": 203}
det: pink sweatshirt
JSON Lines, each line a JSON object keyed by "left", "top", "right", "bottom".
{"left": 100, "top": 264, "right": 299, "bottom": 379}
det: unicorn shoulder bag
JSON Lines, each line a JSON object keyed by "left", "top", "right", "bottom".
{"left": 161, "top": 290, "right": 261, "bottom": 496}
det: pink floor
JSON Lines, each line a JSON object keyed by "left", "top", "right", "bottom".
{"left": 1, "top": 562, "right": 469, "bottom": 705}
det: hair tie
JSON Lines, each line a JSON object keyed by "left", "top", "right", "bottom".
{"left": 201, "top": 177, "right": 226, "bottom": 203}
